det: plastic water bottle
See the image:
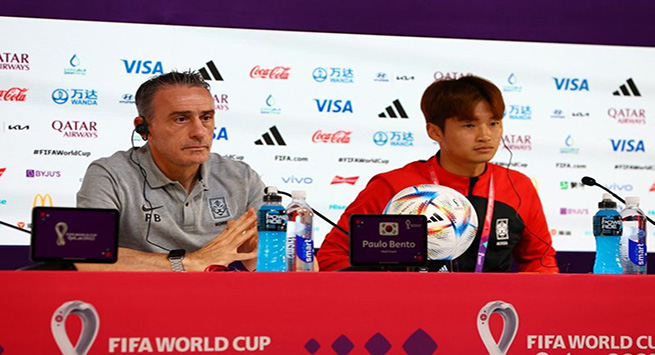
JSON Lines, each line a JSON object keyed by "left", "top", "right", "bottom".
{"left": 286, "top": 190, "right": 314, "bottom": 272}
{"left": 620, "top": 196, "right": 647, "bottom": 274}
{"left": 592, "top": 193, "right": 623, "bottom": 274}
{"left": 256, "top": 187, "right": 287, "bottom": 272}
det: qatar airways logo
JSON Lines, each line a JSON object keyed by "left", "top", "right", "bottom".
{"left": 608, "top": 108, "right": 646, "bottom": 124}
{"left": 249, "top": 66, "right": 290, "bottom": 79}
{"left": 51, "top": 120, "right": 98, "bottom": 138}
{"left": 312, "top": 130, "right": 351, "bottom": 144}
{"left": 0, "top": 87, "right": 28, "bottom": 101}
{"left": 503, "top": 134, "right": 532, "bottom": 150}
{"left": 0, "top": 52, "right": 29, "bottom": 71}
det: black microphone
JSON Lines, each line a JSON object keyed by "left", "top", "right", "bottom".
{"left": 581, "top": 176, "right": 655, "bottom": 227}
{"left": 264, "top": 187, "right": 349, "bottom": 236}
{"left": 0, "top": 220, "right": 31, "bottom": 234}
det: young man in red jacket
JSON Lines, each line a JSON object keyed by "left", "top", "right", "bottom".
{"left": 318, "top": 76, "right": 558, "bottom": 273}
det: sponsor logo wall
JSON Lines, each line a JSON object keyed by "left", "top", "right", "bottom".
{"left": 0, "top": 16, "right": 654, "bottom": 251}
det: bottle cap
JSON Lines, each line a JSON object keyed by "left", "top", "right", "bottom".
{"left": 263, "top": 194, "right": 282, "bottom": 203}
{"left": 291, "top": 190, "right": 307, "bottom": 199}
{"left": 625, "top": 196, "right": 640, "bottom": 205}
{"left": 598, "top": 193, "right": 617, "bottom": 209}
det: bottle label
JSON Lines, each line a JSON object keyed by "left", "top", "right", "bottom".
{"left": 296, "top": 235, "right": 314, "bottom": 263}
{"left": 261, "top": 209, "right": 287, "bottom": 231}
{"left": 593, "top": 214, "right": 622, "bottom": 236}
{"left": 628, "top": 229, "right": 647, "bottom": 266}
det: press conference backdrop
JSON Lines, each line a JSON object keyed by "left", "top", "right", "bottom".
{"left": 1, "top": 16, "right": 654, "bottom": 253}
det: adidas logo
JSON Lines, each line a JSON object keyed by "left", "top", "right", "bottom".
{"left": 198, "top": 61, "right": 224, "bottom": 81}
{"left": 378, "top": 99, "right": 408, "bottom": 118}
{"left": 255, "top": 126, "right": 286, "bottom": 146}
{"left": 613, "top": 78, "right": 641, "bottom": 97}
{"left": 438, "top": 265, "right": 449, "bottom": 272}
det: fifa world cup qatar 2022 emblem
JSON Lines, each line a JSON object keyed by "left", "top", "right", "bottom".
{"left": 477, "top": 300, "right": 519, "bottom": 355}
{"left": 51, "top": 301, "right": 100, "bottom": 355}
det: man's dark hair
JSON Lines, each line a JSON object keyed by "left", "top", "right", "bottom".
{"left": 420, "top": 76, "right": 505, "bottom": 131}
{"left": 135, "top": 70, "right": 211, "bottom": 119}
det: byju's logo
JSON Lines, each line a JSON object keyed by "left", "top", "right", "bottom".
{"left": 312, "top": 67, "right": 354, "bottom": 83}
{"left": 26, "top": 170, "right": 61, "bottom": 178}
{"left": 0, "top": 87, "right": 28, "bottom": 102}
{"left": 0, "top": 52, "right": 29, "bottom": 71}
{"left": 214, "top": 94, "right": 229, "bottom": 111}
{"left": 373, "top": 131, "right": 414, "bottom": 147}
{"left": 560, "top": 208, "right": 589, "bottom": 215}
{"left": 250, "top": 66, "right": 290, "bottom": 79}
{"left": 560, "top": 135, "right": 579, "bottom": 154}
{"left": 51, "top": 89, "right": 98, "bottom": 106}
{"left": 610, "top": 139, "right": 645, "bottom": 152}
{"left": 261, "top": 95, "right": 281, "bottom": 115}
{"left": 331, "top": 176, "right": 359, "bottom": 185}
{"left": 607, "top": 108, "right": 646, "bottom": 124}
{"left": 312, "top": 130, "right": 352, "bottom": 144}
{"left": 553, "top": 77, "right": 589, "bottom": 91}
{"left": 213, "top": 127, "right": 228, "bottom": 141}
{"left": 281, "top": 176, "right": 313, "bottom": 184}
{"left": 64, "top": 54, "right": 87, "bottom": 75}
{"left": 613, "top": 78, "right": 641, "bottom": 97}
{"left": 51, "top": 120, "right": 98, "bottom": 138}
{"left": 255, "top": 126, "right": 286, "bottom": 146}
{"left": 198, "top": 61, "right": 224, "bottom": 81}
{"left": 505, "top": 105, "right": 531, "bottom": 120}
{"left": 502, "top": 134, "right": 532, "bottom": 150}
{"left": 314, "top": 99, "right": 353, "bottom": 113}
{"left": 433, "top": 71, "right": 471, "bottom": 80}
{"left": 502, "top": 73, "right": 522, "bottom": 93}
{"left": 119, "top": 93, "right": 135, "bottom": 104}
{"left": 121, "top": 59, "right": 164, "bottom": 75}
{"left": 378, "top": 100, "right": 408, "bottom": 118}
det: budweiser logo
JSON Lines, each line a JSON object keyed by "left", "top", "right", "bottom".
{"left": 312, "top": 130, "right": 352, "bottom": 144}
{"left": 331, "top": 176, "right": 359, "bottom": 185}
{"left": 0, "top": 87, "right": 28, "bottom": 101}
{"left": 250, "top": 66, "right": 291, "bottom": 79}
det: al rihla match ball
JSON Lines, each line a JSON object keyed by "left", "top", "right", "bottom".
{"left": 383, "top": 184, "right": 478, "bottom": 260}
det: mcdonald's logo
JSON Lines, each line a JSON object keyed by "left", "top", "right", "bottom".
{"left": 33, "top": 193, "right": 53, "bottom": 207}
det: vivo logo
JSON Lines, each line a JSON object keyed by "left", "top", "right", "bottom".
{"left": 607, "top": 183, "right": 634, "bottom": 192}
{"left": 553, "top": 78, "right": 589, "bottom": 91}
{"left": 610, "top": 139, "right": 645, "bottom": 152}
{"left": 122, "top": 60, "right": 164, "bottom": 74}
{"left": 281, "top": 176, "right": 313, "bottom": 184}
{"left": 314, "top": 99, "right": 353, "bottom": 113}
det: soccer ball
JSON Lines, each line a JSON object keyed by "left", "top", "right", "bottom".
{"left": 383, "top": 184, "right": 478, "bottom": 260}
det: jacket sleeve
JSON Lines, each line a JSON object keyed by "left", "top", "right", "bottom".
{"left": 317, "top": 175, "right": 396, "bottom": 271}
{"left": 512, "top": 178, "right": 559, "bottom": 273}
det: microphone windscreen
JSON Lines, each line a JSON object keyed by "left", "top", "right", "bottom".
{"left": 581, "top": 176, "right": 596, "bottom": 186}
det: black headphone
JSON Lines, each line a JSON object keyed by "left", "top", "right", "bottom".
{"left": 135, "top": 117, "right": 149, "bottom": 139}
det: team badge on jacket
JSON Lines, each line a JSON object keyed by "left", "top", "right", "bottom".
{"left": 208, "top": 197, "right": 231, "bottom": 220}
{"left": 496, "top": 218, "right": 509, "bottom": 246}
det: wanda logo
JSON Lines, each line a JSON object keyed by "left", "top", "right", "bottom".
{"left": 312, "top": 130, "right": 352, "bottom": 144}
{"left": 249, "top": 66, "right": 291, "bottom": 79}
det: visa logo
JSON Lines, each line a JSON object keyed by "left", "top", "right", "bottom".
{"left": 281, "top": 176, "right": 313, "bottom": 184}
{"left": 213, "top": 127, "right": 228, "bottom": 141}
{"left": 122, "top": 60, "right": 164, "bottom": 74}
{"left": 553, "top": 78, "right": 589, "bottom": 91}
{"left": 611, "top": 139, "right": 645, "bottom": 152}
{"left": 314, "top": 99, "right": 353, "bottom": 113}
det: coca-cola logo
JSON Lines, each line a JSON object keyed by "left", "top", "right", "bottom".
{"left": 0, "top": 88, "right": 28, "bottom": 101}
{"left": 250, "top": 66, "right": 291, "bottom": 79}
{"left": 312, "top": 130, "right": 352, "bottom": 144}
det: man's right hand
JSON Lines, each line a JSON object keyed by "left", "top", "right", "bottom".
{"left": 184, "top": 208, "right": 258, "bottom": 271}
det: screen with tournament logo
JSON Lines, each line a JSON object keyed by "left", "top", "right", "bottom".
{"left": 31, "top": 207, "right": 119, "bottom": 263}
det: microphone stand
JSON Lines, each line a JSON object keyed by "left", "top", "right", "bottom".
{"left": 582, "top": 176, "right": 655, "bottom": 227}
